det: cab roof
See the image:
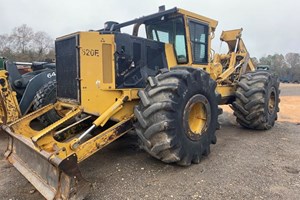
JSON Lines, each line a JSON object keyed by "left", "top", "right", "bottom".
{"left": 100, "top": 7, "right": 218, "bottom": 32}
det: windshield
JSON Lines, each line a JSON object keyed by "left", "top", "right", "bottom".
{"left": 146, "top": 17, "right": 187, "bottom": 64}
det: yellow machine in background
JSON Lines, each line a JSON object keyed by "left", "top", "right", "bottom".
{"left": 2, "top": 6, "right": 279, "bottom": 199}
{"left": 0, "top": 71, "right": 21, "bottom": 124}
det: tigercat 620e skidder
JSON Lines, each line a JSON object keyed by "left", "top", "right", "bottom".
{"left": 2, "top": 6, "right": 279, "bottom": 199}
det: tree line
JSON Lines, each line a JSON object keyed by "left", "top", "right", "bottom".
{"left": 0, "top": 24, "right": 54, "bottom": 62}
{"left": 252, "top": 53, "right": 300, "bottom": 82}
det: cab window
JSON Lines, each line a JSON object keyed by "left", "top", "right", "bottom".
{"left": 146, "top": 17, "right": 188, "bottom": 64}
{"left": 189, "top": 20, "right": 209, "bottom": 64}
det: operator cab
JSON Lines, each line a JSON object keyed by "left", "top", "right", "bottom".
{"left": 100, "top": 6, "right": 218, "bottom": 67}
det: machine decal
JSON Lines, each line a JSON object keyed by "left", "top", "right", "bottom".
{"left": 82, "top": 49, "right": 100, "bottom": 57}
{"left": 47, "top": 71, "right": 56, "bottom": 78}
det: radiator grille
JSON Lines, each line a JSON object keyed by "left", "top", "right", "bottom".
{"left": 55, "top": 35, "right": 80, "bottom": 102}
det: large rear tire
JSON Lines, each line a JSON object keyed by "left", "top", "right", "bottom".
{"left": 134, "top": 67, "right": 221, "bottom": 166}
{"left": 232, "top": 71, "right": 280, "bottom": 130}
{"left": 33, "top": 80, "right": 61, "bottom": 126}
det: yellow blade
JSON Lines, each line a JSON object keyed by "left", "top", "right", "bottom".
{"left": 4, "top": 125, "right": 90, "bottom": 200}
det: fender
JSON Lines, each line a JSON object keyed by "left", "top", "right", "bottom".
{"left": 19, "top": 69, "right": 56, "bottom": 115}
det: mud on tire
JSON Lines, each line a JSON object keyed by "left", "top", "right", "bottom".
{"left": 33, "top": 80, "right": 61, "bottom": 126}
{"left": 134, "top": 67, "right": 221, "bottom": 166}
{"left": 232, "top": 71, "right": 280, "bottom": 130}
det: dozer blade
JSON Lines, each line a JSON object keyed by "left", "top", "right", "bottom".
{"left": 4, "top": 130, "right": 89, "bottom": 200}
{"left": 3, "top": 104, "right": 89, "bottom": 200}
{"left": 3, "top": 102, "right": 133, "bottom": 199}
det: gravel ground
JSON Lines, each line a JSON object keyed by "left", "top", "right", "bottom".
{"left": 0, "top": 84, "right": 299, "bottom": 200}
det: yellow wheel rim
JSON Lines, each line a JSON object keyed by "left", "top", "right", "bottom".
{"left": 188, "top": 102, "right": 207, "bottom": 135}
{"left": 184, "top": 94, "right": 211, "bottom": 141}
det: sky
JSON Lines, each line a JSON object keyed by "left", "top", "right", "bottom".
{"left": 0, "top": 0, "right": 299, "bottom": 58}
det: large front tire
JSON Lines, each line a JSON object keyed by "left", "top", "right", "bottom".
{"left": 232, "top": 71, "right": 280, "bottom": 130}
{"left": 134, "top": 67, "right": 221, "bottom": 166}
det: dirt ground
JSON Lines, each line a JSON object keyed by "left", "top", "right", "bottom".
{"left": 0, "top": 83, "right": 299, "bottom": 200}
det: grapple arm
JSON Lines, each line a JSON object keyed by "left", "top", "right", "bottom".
{"left": 214, "top": 29, "right": 255, "bottom": 83}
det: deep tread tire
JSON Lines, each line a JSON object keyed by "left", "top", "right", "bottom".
{"left": 33, "top": 80, "right": 61, "bottom": 126}
{"left": 134, "top": 67, "right": 221, "bottom": 166}
{"left": 232, "top": 71, "right": 280, "bottom": 130}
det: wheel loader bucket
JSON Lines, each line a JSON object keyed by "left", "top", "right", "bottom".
{"left": 3, "top": 102, "right": 133, "bottom": 199}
